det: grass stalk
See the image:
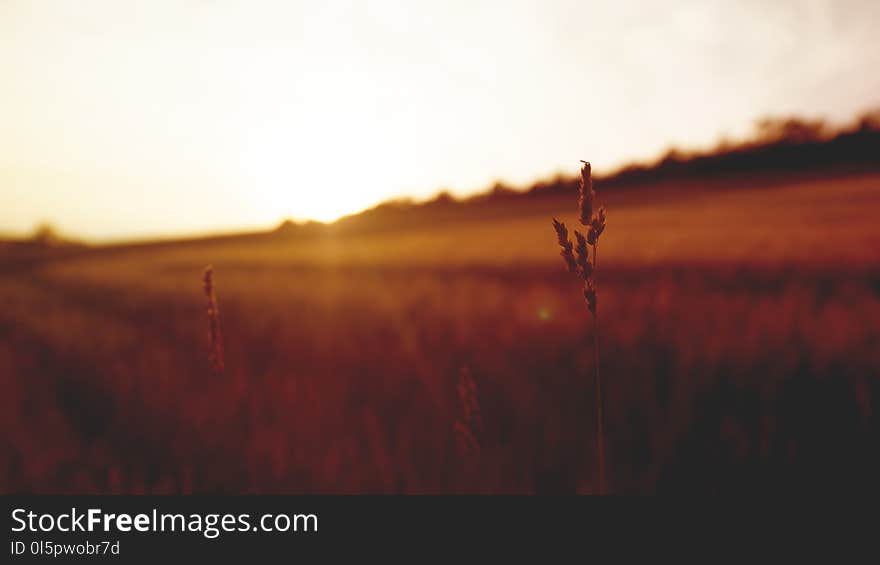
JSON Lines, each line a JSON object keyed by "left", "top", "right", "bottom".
{"left": 591, "top": 242, "right": 605, "bottom": 494}
{"left": 203, "top": 265, "right": 224, "bottom": 376}
{"left": 552, "top": 160, "right": 607, "bottom": 493}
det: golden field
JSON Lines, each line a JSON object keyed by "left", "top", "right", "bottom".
{"left": 2, "top": 170, "right": 879, "bottom": 493}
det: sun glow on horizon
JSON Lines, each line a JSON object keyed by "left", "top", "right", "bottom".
{"left": 237, "top": 111, "right": 427, "bottom": 225}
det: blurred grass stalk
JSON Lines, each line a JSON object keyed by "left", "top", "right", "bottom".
{"left": 454, "top": 367, "right": 484, "bottom": 459}
{"left": 203, "top": 265, "right": 225, "bottom": 376}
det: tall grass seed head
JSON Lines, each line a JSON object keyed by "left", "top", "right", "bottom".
{"left": 552, "top": 218, "right": 578, "bottom": 273}
{"left": 584, "top": 281, "right": 597, "bottom": 316}
{"left": 574, "top": 230, "right": 592, "bottom": 278}
{"left": 578, "top": 161, "right": 595, "bottom": 226}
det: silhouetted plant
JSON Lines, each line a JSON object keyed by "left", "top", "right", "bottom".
{"left": 552, "top": 160, "right": 607, "bottom": 493}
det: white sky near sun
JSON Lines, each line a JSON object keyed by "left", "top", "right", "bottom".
{"left": 1, "top": 0, "right": 878, "bottom": 240}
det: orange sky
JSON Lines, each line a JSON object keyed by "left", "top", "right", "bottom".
{"left": 2, "top": 0, "right": 879, "bottom": 241}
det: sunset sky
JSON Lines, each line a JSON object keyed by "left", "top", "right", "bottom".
{"left": 2, "top": 0, "right": 878, "bottom": 241}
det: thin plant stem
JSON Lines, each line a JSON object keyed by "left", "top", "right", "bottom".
{"left": 592, "top": 242, "right": 605, "bottom": 494}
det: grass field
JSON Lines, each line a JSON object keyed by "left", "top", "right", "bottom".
{"left": 2, "top": 171, "right": 879, "bottom": 493}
